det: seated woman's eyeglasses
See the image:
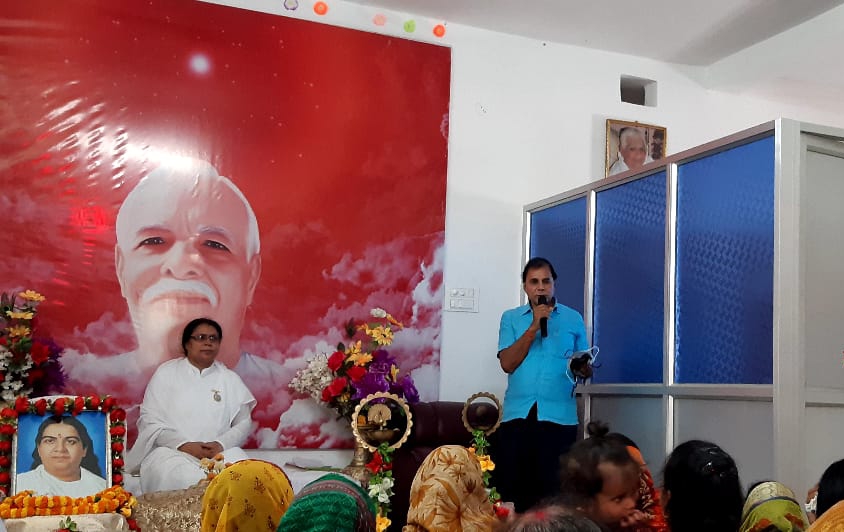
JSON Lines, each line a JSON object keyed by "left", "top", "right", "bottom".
{"left": 191, "top": 334, "right": 220, "bottom": 343}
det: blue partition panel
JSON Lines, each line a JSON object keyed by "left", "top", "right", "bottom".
{"left": 593, "top": 172, "right": 666, "bottom": 383}
{"left": 674, "top": 136, "right": 774, "bottom": 384}
{"left": 529, "top": 197, "right": 587, "bottom": 314}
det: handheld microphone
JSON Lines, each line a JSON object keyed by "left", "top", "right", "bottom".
{"left": 538, "top": 295, "right": 548, "bottom": 338}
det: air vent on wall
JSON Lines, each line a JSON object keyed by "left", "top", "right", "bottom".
{"left": 620, "top": 75, "right": 657, "bottom": 107}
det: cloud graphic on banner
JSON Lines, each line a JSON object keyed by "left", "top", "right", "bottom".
{"left": 256, "top": 237, "right": 444, "bottom": 448}
{"left": 324, "top": 235, "right": 431, "bottom": 288}
{"left": 257, "top": 398, "right": 350, "bottom": 449}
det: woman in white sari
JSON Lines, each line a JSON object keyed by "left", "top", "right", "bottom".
{"left": 127, "top": 318, "right": 255, "bottom": 493}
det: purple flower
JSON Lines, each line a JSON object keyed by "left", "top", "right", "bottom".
{"left": 368, "top": 349, "right": 395, "bottom": 375}
{"left": 397, "top": 375, "right": 419, "bottom": 403}
{"left": 352, "top": 372, "right": 390, "bottom": 400}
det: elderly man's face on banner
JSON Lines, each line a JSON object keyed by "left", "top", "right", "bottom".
{"left": 115, "top": 161, "right": 261, "bottom": 369}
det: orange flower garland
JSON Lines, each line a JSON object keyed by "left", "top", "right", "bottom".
{"left": 0, "top": 395, "right": 127, "bottom": 497}
{"left": 0, "top": 485, "right": 139, "bottom": 532}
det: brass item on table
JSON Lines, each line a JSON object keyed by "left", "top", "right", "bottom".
{"left": 351, "top": 392, "right": 413, "bottom": 452}
{"left": 343, "top": 392, "right": 413, "bottom": 486}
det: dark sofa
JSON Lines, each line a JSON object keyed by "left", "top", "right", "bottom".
{"left": 389, "top": 400, "right": 500, "bottom": 530}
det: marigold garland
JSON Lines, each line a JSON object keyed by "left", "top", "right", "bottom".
{"left": 0, "top": 395, "right": 126, "bottom": 497}
{"left": 0, "top": 485, "right": 138, "bottom": 529}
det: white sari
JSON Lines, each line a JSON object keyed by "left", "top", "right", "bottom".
{"left": 127, "top": 357, "right": 255, "bottom": 493}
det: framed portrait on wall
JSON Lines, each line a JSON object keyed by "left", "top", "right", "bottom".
{"left": 605, "top": 119, "right": 667, "bottom": 177}
{"left": 2, "top": 396, "right": 125, "bottom": 498}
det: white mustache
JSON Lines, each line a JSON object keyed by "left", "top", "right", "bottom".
{"left": 140, "top": 279, "right": 218, "bottom": 307}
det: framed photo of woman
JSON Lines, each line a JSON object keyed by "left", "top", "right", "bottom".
{"left": 10, "top": 406, "right": 112, "bottom": 497}
{"left": 606, "top": 119, "right": 667, "bottom": 177}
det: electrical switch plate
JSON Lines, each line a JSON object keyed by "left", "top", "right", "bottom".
{"left": 444, "top": 287, "right": 479, "bottom": 313}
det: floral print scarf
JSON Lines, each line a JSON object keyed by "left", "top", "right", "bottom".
{"left": 403, "top": 445, "right": 497, "bottom": 532}
{"left": 201, "top": 459, "right": 294, "bottom": 532}
{"left": 740, "top": 481, "right": 808, "bottom": 532}
{"left": 626, "top": 446, "right": 669, "bottom": 532}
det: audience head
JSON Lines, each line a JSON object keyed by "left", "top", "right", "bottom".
{"left": 605, "top": 432, "right": 668, "bottom": 531}
{"left": 404, "top": 444, "right": 497, "bottom": 532}
{"left": 558, "top": 421, "right": 639, "bottom": 529}
{"left": 807, "top": 499, "right": 844, "bottom": 531}
{"left": 739, "top": 480, "right": 808, "bottom": 532}
{"left": 277, "top": 473, "right": 375, "bottom": 532}
{"left": 661, "top": 439, "right": 743, "bottom": 532}
{"left": 495, "top": 504, "right": 602, "bottom": 532}
{"left": 200, "top": 459, "right": 293, "bottom": 532}
{"left": 817, "top": 458, "right": 844, "bottom": 518}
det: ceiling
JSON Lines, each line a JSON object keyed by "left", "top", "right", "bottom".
{"left": 346, "top": 0, "right": 842, "bottom": 65}
{"left": 347, "top": 0, "right": 844, "bottom": 106}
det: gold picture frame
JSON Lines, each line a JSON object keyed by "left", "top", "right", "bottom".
{"left": 605, "top": 119, "right": 667, "bottom": 177}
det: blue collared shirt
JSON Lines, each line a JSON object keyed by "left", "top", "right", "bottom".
{"left": 498, "top": 302, "right": 588, "bottom": 425}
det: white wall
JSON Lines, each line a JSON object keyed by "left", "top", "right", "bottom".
{"left": 438, "top": 20, "right": 844, "bottom": 404}
{"left": 209, "top": 0, "right": 844, "bottom": 405}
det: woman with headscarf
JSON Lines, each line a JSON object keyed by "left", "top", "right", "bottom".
{"left": 739, "top": 481, "right": 808, "bottom": 532}
{"left": 809, "top": 499, "right": 844, "bottom": 531}
{"left": 277, "top": 473, "right": 376, "bottom": 532}
{"left": 201, "top": 460, "right": 294, "bottom": 532}
{"left": 404, "top": 445, "right": 498, "bottom": 532}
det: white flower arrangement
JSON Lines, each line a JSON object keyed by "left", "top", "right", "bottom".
{"left": 288, "top": 353, "right": 334, "bottom": 402}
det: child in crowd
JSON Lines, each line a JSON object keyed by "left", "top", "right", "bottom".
{"left": 661, "top": 439, "right": 744, "bottom": 532}
{"left": 496, "top": 504, "right": 602, "bottom": 532}
{"left": 558, "top": 421, "right": 645, "bottom": 530}
{"left": 605, "top": 432, "right": 668, "bottom": 532}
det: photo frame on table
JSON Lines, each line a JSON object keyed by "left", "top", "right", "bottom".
{"left": 0, "top": 396, "right": 126, "bottom": 497}
{"left": 605, "top": 119, "right": 667, "bottom": 177}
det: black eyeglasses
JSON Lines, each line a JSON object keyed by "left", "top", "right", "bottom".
{"left": 190, "top": 334, "right": 220, "bottom": 343}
